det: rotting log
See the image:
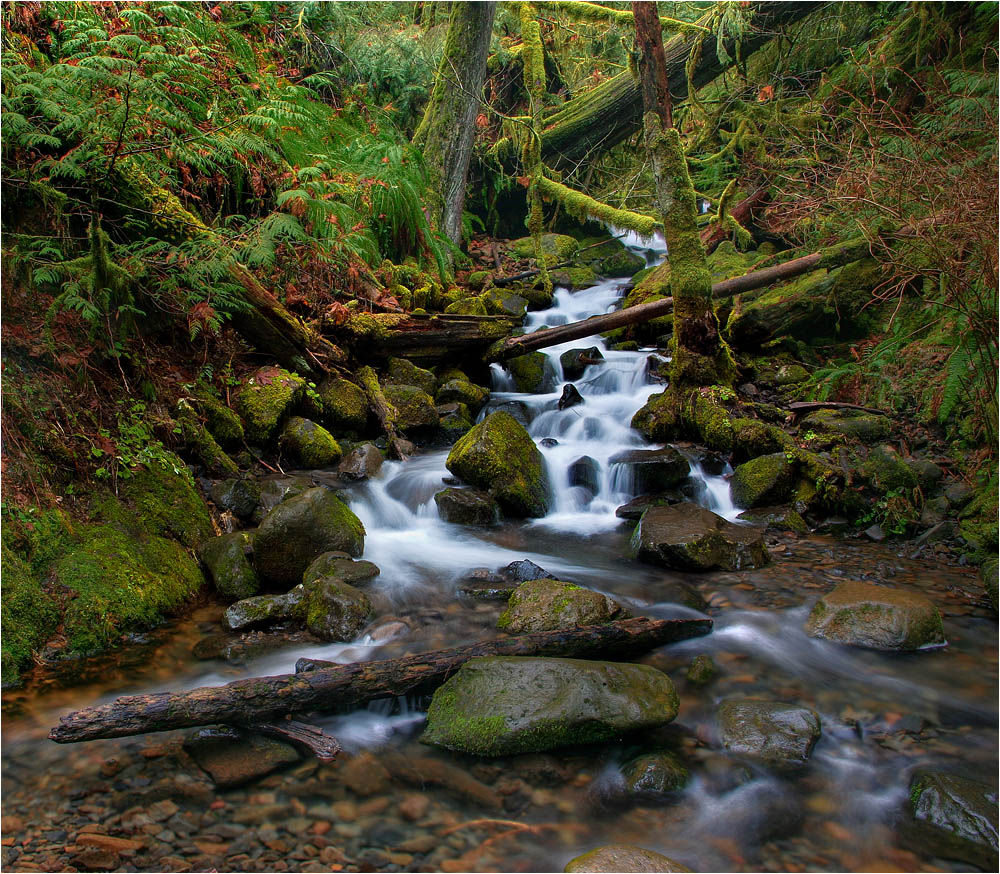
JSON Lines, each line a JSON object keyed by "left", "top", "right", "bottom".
{"left": 49, "top": 617, "right": 712, "bottom": 745}
{"left": 356, "top": 365, "right": 409, "bottom": 460}
{"left": 365, "top": 313, "right": 521, "bottom": 363}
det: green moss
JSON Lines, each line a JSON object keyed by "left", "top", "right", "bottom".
{"left": 316, "top": 377, "right": 369, "bottom": 434}
{"left": 234, "top": 366, "right": 306, "bottom": 445}
{"left": 384, "top": 357, "right": 437, "bottom": 395}
{"left": 445, "top": 296, "right": 489, "bottom": 316}
{"left": 506, "top": 351, "right": 551, "bottom": 392}
{"left": 383, "top": 384, "right": 439, "bottom": 431}
{"left": 176, "top": 399, "right": 239, "bottom": 477}
{"left": 195, "top": 394, "right": 244, "bottom": 447}
{"left": 467, "top": 271, "right": 489, "bottom": 290}
{"left": 280, "top": 417, "right": 342, "bottom": 468}
{"left": 345, "top": 312, "right": 406, "bottom": 341}
{"left": 510, "top": 233, "right": 581, "bottom": 263}
{"left": 1, "top": 544, "right": 59, "bottom": 686}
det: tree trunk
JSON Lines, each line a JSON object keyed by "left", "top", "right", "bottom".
{"left": 412, "top": 2, "right": 496, "bottom": 247}
{"left": 49, "top": 617, "right": 711, "bottom": 744}
{"left": 539, "top": 2, "right": 819, "bottom": 170}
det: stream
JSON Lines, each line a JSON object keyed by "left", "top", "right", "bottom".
{"left": 2, "top": 244, "right": 996, "bottom": 873}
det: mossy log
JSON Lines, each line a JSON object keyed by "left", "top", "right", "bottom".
{"left": 366, "top": 313, "right": 521, "bottom": 362}
{"left": 356, "top": 365, "right": 409, "bottom": 460}
{"left": 49, "top": 616, "right": 712, "bottom": 745}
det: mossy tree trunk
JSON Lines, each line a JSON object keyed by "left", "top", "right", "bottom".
{"left": 412, "top": 1, "right": 496, "bottom": 247}
{"left": 633, "top": 2, "right": 734, "bottom": 388}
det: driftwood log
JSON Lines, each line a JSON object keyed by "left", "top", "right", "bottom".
{"left": 49, "top": 616, "right": 712, "bottom": 745}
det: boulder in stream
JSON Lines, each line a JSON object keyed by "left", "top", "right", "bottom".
{"left": 559, "top": 346, "right": 604, "bottom": 381}
{"left": 446, "top": 411, "right": 551, "bottom": 518}
{"left": 197, "top": 531, "right": 259, "bottom": 602}
{"left": 559, "top": 383, "right": 585, "bottom": 411}
{"left": 184, "top": 726, "right": 301, "bottom": 789}
{"left": 337, "top": 443, "right": 384, "bottom": 482}
{"left": 506, "top": 351, "right": 556, "bottom": 393}
{"left": 223, "top": 587, "right": 306, "bottom": 631}
{"left": 568, "top": 456, "right": 600, "bottom": 494}
{"left": 564, "top": 845, "right": 692, "bottom": 873}
{"left": 501, "top": 559, "right": 560, "bottom": 582}
{"left": 301, "top": 577, "right": 372, "bottom": 642}
{"left": 436, "top": 378, "right": 489, "bottom": 414}
{"left": 422, "top": 656, "right": 679, "bottom": 756}
{"left": 209, "top": 478, "right": 261, "bottom": 520}
{"left": 631, "top": 504, "right": 769, "bottom": 571}
{"left": 497, "top": 579, "right": 628, "bottom": 633}
{"left": 383, "top": 384, "right": 439, "bottom": 433}
{"left": 804, "top": 581, "right": 945, "bottom": 650}
{"left": 717, "top": 698, "right": 822, "bottom": 772}
{"left": 609, "top": 446, "right": 689, "bottom": 493}
{"left": 279, "top": 416, "right": 342, "bottom": 468}
{"left": 621, "top": 751, "right": 690, "bottom": 800}
{"left": 253, "top": 487, "right": 365, "bottom": 585}
{"left": 730, "top": 453, "right": 796, "bottom": 508}
{"left": 303, "top": 550, "right": 380, "bottom": 587}
{"left": 434, "top": 487, "right": 501, "bottom": 526}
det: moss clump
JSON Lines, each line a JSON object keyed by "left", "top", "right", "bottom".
{"left": 510, "top": 232, "right": 580, "bottom": 263}
{"left": 383, "top": 384, "right": 439, "bottom": 432}
{"left": 506, "top": 351, "right": 552, "bottom": 393}
{"left": 345, "top": 312, "right": 406, "bottom": 341}
{"left": 436, "top": 379, "right": 489, "bottom": 413}
{"left": 445, "top": 296, "right": 489, "bottom": 316}
{"left": 1, "top": 544, "right": 59, "bottom": 686}
{"left": 730, "top": 453, "right": 796, "bottom": 508}
{"left": 467, "top": 271, "right": 489, "bottom": 290}
{"left": 175, "top": 399, "right": 239, "bottom": 477}
{"left": 195, "top": 394, "right": 244, "bottom": 447}
{"left": 316, "top": 377, "right": 369, "bottom": 434}
{"left": 861, "top": 445, "right": 919, "bottom": 492}
{"left": 497, "top": 578, "right": 626, "bottom": 633}
{"left": 234, "top": 366, "right": 306, "bottom": 445}
{"left": 280, "top": 416, "right": 342, "bottom": 468}
{"left": 384, "top": 357, "right": 438, "bottom": 396}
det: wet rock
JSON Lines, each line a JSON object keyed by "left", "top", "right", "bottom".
{"left": 362, "top": 617, "right": 411, "bottom": 643}
{"left": 234, "top": 366, "right": 306, "bottom": 444}
{"left": 862, "top": 444, "right": 919, "bottom": 492}
{"left": 197, "top": 531, "right": 259, "bottom": 602}
{"left": 799, "top": 408, "right": 892, "bottom": 444}
{"left": 906, "top": 770, "right": 999, "bottom": 870}
{"left": 709, "top": 780, "right": 806, "bottom": 844}
{"left": 686, "top": 654, "right": 718, "bottom": 686}
{"left": 384, "top": 357, "right": 437, "bottom": 397}
{"left": 253, "top": 487, "right": 365, "bottom": 585}
{"left": 422, "top": 656, "right": 678, "bottom": 756}
{"left": 315, "top": 376, "right": 369, "bottom": 434}
{"left": 600, "top": 247, "right": 646, "bottom": 278}
{"left": 337, "top": 443, "right": 383, "bottom": 482}
{"left": 737, "top": 506, "right": 809, "bottom": 533}
{"left": 567, "top": 456, "right": 600, "bottom": 494}
{"left": 564, "top": 845, "right": 692, "bottom": 872}
{"left": 560, "top": 347, "right": 604, "bottom": 381}
{"left": 615, "top": 493, "right": 682, "bottom": 520}
{"left": 488, "top": 399, "right": 532, "bottom": 427}
{"left": 222, "top": 588, "right": 306, "bottom": 631}
{"left": 631, "top": 504, "right": 770, "bottom": 572}
{"left": 436, "top": 379, "right": 489, "bottom": 414}
{"left": 303, "top": 551, "right": 380, "bottom": 587}
{"left": 558, "top": 383, "right": 585, "bottom": 411}
{"left": 383, "top": 385, "right": 439, "bottom": 433}
{"left": 459, "top": 569, "right": 517, "bottom": 601}
{"left": 730, "top": 453, "right": 796, "bottom": 508}
{"left": 446, "top": 412, "right": 551, "bottom": 518}
{"left": 436, "top": 402, "right": 474, "bottom": 440}
{"left": 540, "top": 437, "right": 559, "bottom": 447}
{"left": 609, "top": 447, "right": 689, "bottom": 493}
{"left": 506, "top": 351, "right": 556, "bottom": 393}
{"left": 434, "top": 488, "right": 501, "bottom": 526}
{"left": 622, "top": 752, "right": 689, "bottom": 800}
{"left": 863, "top": 524, "right": 886, "bottom": 542}
{"left": 497, "top": 579, "right": 628, "bottom": 633}
{"left": 717, "top": 699, "right": 821, "bottom": 772}
{"left": 209, "top": 479, "right": 261, "bottom": 520}
{"left": 279, "top": 417, "right": 342, "bottom": 469}
{"left": 501, "top": 559, "right": 560, "bottom": 583}
{"left": 183, "top": 727, "right": 300, "bottom": 789}
{"left": 805, "top": 581, "right": 945, "bottom": 650}
{"left": 257, "top": 475, "right": 314, "bottom": 516}
{"left": 302, "top": 578, "right": 372, "bottom": 642}
{"left": 774, "top": 364, "right": 809, "bottom": 386}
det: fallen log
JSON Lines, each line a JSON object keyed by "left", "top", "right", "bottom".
{"left": 49, "top": 616, "right": 711, "bottom": 745}
{"left": 364, "top": 313, "right": 521, "bottom": 364}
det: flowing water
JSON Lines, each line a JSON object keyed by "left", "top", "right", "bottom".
{"left": 2, "top": 260, "right": 996, "bottom": 874}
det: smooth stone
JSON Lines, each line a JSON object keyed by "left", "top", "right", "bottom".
{"left": 501, "top": 559, "right": 560, "bottom": 582}
{"left": 497, "top": 579, "right": 627, "bottom": 634}
{"left": 558, "top": 384, "right": 585, "bottom": 411}
{"left": 564, "top": 845, "right": 692, "bottom": 873}
{"left": 615, "top": 493, "right": 683, "bottom": 520}
{"left": 223, "top": 588, "right": 306, "bottom": 631}
{"left": 906, "top": 770, "right": 999, "bottom": 869}
{"left": 805, "top": 580, "right": 945, "bottom": 650}
{"left": 717, "top": 698, "right": 821, "bottom": 772}
{"left": 621, "top": 752, "right": 689, "bottom": 799}
{"left": 183, "top": 727, "right": 300, "bottom": 789}
{"left": 559, "top": 346, "right": 604, "bottom": 382}
{"left": 567, "top": 456, "right": 600, "bottom": 495}
{"left": 337, "top": 443, "right": 384, "bottom": 482}
{"left": 434, "top": 488, "right": 501, "bottom": 526}
{"left": 302, "top": 551, "right": 380, "bottom": 587}
{"left": 609, "top": 446, "right": 690, "bottom": 493}
{"left": 209, "top": 479, "right": 261, "bottom": 520}
{"left": 197, "top": 531, "right": 259, "bottom": 602}
{"left": 686, "top": 653, "right": 718, "bottom": 686}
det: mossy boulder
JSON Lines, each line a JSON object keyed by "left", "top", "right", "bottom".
{"left": 303, "top": 551, "right": 380, "bottom": 587}
{"left": 861, "top": 444, "right": 919, "bottom": 492}
{"left": 717, "top": 698, "right": 822, "bottom": 773}
{"left": 175, "top": 399, "right": 239, "bottom": 477}
{"left": 279, "top": 417, "right": 342, "bottom": 469}
{"left": 481, "top": 287, "right": 529, "bottom": 317}
{"left": 737, "top": 506, "right": 809, "bottom": 533}
{"left": 511, "top": 233, "right": 579, "bottom": 264}
{"left": 436, "top": 379, "right": 489, "bottom": 414}
{"left": 434, "top": 488, "right": 501, "bottom": 526}
{"left": 774, "top": 364, "right": 809, "bottom": 386}
{"left": 906, "top": 771, "right": 999, "bottom": 870}
{"left": 422, "top": 656, "right": 679, "bottom": 757}
{"left": 209, "top": 478, "right": 261, "bottom": 520}
{"left": 383, "top": 384, "right": 439, "bottom": 433}
{"left": 436, "top": 402, "right": 474, "bottom": 441}
{"left": 253, "top": 487, "right": 365, "bottom": 586}
{"left": 445, "top": 296, "right": 489, "bottom": 316}
{"left": 559, "top": 346, "right": 604, "bottom": 381}
{"left": 609, "top": 446, "right": 690, "bottom": 494}
{"left": 446, "top": 412, "right": 551, "bottom": 518}
{"left": 197, "top": 531, "right": 259, "bottom": 602}
{"left": 223, "top": 587, "right": 306, "bottom": 631}
{"left": 497, "top": 579, "right": 628, "bottom": 634}
{"left": 549, "top": 265, "right": 599, "bottom": 290}
{"left": 235, "top": 366, "right": 306, "bottom": 444}
{"left": 467, "top": 271, "right": 489, "bottom": 291}
{"left": 1, "top": 545, "right": 59, "bottom": 686}
{"left": 564, "top": 845, "right": 692, "bottom": 873}
{"left": 315, "top": 377, "right": 369, "bottom": 434}
{"left": 600, "top": 248, "right": 646, "bottom": 278}
{"left": 302, "top": 577, "right": 372, "bottom": 642}
{"left": 804, "top": 581, "right": 945, "bottom": 650}
{"left": 384, "top": 357, "right": 437, "bottom": 396}
{"left": 800, "top": 409, "right": 892, "bottom": 444}
{"left": 730, "top": 453, "right": 796, "bottom": 508}
{"left": 631, "top": 504, "right": 769, "bottom": 571}
{"left": 337, "top": 443, "right": 384, "bottom": 482}
{"left": 506, "top": 351, "right": 555, "bottom": 393}
{"left": 195, "top": 394, "right": 245, "bottom": 447}
{"left": 622, "top": 752, "right": 690, "bottom": 800}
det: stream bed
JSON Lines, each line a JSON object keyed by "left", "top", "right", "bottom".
{"left": 2, "top": 265, "right": 996, "bottom": 874}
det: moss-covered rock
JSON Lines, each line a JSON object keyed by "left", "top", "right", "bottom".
{"left": 800, "top": 409, "right": 893, "bottom": 444}
{"left": 303, "top": 551, "right": 380, "bottom": 587}
{"left": 445, "top": 296, "right": 489, "bottom": 316}
{"left": 209, "top": 478, "right": 261, "bottom": 520}
{"left": 506, "top": 351, "right": 555, "bottom": 393}
{"left": 549, "top": 265, "right": 599, "bottom": 290}
{"left": 316, "top": 377, "right": 369, "bottom": 434}
{"left": 384, "top": 357, "right": 437, "bottom": 396}
{"left": 436, "top": 379, "right": 489, "bottom": 414}
{"left": 730, "top": 453, "right": 796, "bottom": 508}
{"left": 279, "top": 417, "right": 342, "bottom": 469}
{"left": 436, "top": 402, "right": 474, "bottom": 441}
{"left": 195, "top": 394, "right": 245, "bottom": 447}
{"left": 774, "top": 364, "right": 809, "bottom": 386}
{"left": 717, "top": 698, "right": 822, "bottom": 773}
{"left": 564, "top": 845, "right": 692, "bottom": 873}
{"left": 481, "top": 287, "right": 529, "bottom": 317}
{"left": 1, "top": 544, "right": 59, "bottom": 686}
{"left": 906, "top": 771, "right": 999, "bottom": 870}
{"left": 253, "top": 487, "right": 365, "bottom": 586}
{"left": 175, "top": 399, "right": 239, "bottom": 477}
{"left": 434, "top": 487, "right": 500, "bottom": 526}
{"left": 861, "top": 444, "right": 919, "bottom": 492}
{"left": 197, "top": 531, "right": 259, "bottom": 602}
{"left": 511, "top": 233, "right": 579, "bottom": 264}
{"left": 497, "top": 578, "right": 627, "bottom": 633}
{"left": 804, "top": 581, "right": 945, "bottom": 650}
{"left": 422, "top": 656, "right": 679, "bottom": 757}
{"left": 467, "top": 270, "right": 490, "bottom": 291}
{"left": 302, "top": 577, "right": 372, "bottom": 642}
{"left": 686, "top": 654, "right": 719, "bottom": 686}
{"left": 600, "top": 248, "right": 646, "bottom": 278}
{"left": 234, "top": 366, "right": 306, "bottom": 444}
{"left": 737, "top": 506, "right": 810, "bottom": 533}
{"left": 223, "top": 586, "right": 307, "bottom": 631}
{"left": 446, "top": 411, "right": 551, "bottom": 518}
{"left": 383, "top": 384, "right": 439, "bottom": 433}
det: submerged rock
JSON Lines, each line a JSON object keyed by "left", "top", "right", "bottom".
{"left": 564, "top": 845, "right": 692, "bottom": 873}
{"left": 422, "top": 656, "right": 679, "bottom": 756}
{"left": 804, "top": 581, "right": 945, "bottom": 650}
{"left": 446, "top": 411, "right": 551, "bottom": 518}
{"left": 337, "top": 443, "right": 383, "bottom": 482}
{"left": 197, "top": 531, "right": 259, "bottom": 602}
{"left": 686, "top": 653, "right": 719, "bottom": 686}
{"left": 609, "top": 446, "right": 689, "bottom": 493}
{"left": 279, "top": 416, "right": 342, "bottom": 468}
{"left": 621, "top": 752, "right": 690, "bottom": 800}
{"left": 717, "top": 698, "right": 822, "bottom": 772}
{"left": 497, "top": 579, "right": 627, "bottom": 633}
{"left": 434, "top": 488, "right": 500, "bottom": 526}
{"left": 631, "top": 504, "right": 769, "bottom": 571}
{"left": 184, "top": 726, "right": 300, "bottom": 789}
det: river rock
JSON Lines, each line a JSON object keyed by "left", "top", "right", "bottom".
{"left": 434, "top": 488, "right": 500, "bottom": 526}
{"left": 804, "top": 581, "right": 945, "bottom": 650}
{"left": 234, "top": 366, "right": 305, "bottom": 444}
{"left": 906, "top": 770, "right": 999, "bottom": 869}
{"left": 622, "top": 752, "right": 689, "bottom": 800}
{"left": 717, "top": 699, "right": 821, "bottom": 772}
{"left": 600, "top": 247, "right": 646, "bottom": 278}
{"left": 501, "top": 559, "right": 560, "bottom": 582}
{"left": 564, "top": 845, "right": 692, "bottom": 873}
{"left": 183, "top": 726, "right": 300, "bottom": 788}
{"left": 774, "top": 363, "right": 809, "bottom": 386}
{"left": 257, "top": 475, "right": 314, "bottom": 516}
{"left": 223, "top": 587, "right": 306, "bottom": 631}
{"left": 446, "top": 411, "right": 551, "bottom": 518}
{"left": 686, "top": 653, "right": 718, "bottom": 686}
{"left": 730, "top": 453, "right": 796, "bottom": 508}
{"left": 497, "top": 579, "right": 627, "bottom": 633}
{"left": 609, "top": 446, "right": 689, "bottom": 493}
{"left": 487, "top": 399, "right": 532, "bottom": 427}
{"left": 615, "top": 494, "right": 681, "bottom": 520}
{"left": 253, "top": 487, "right": 365, "bottom": 585}
{"left": 568, "top": 456, "right": 600, "bottom": 494}
{"left": 506, "top": 351, "right": 555, "bottom": 393}
{"left": 559, "top": 383, "right": 585, "bottom": 411}
{"left": 302, "top": 578, "right": 372, "bottom": 642}
{"left": 303, "top": 551, "right": 380, "bottom": 587}
{"left": 316, "top": 376, "right": 369, "bottom": 434}
{"left": 422, "top": 656, "right": 679, "bottom": 756}
{"left": 384, "top": 357, "right": 437, "bottom": 396}
{"left": 436, "top": 379, "right": 488, "bottom": 414}
{"left": 799, "top": 408, "right": 892, "bottom": 444}
{"left": 209, "top": 478, "right": 261, "bottom": 520}
{"left": 436, "top": 401, "right": 474, "bottom": 440}
{"left": 737, "top": 505, "right": 809, "bottom": 533}
{"left": 337, "top": 443, "right": 383, "bottom": 481}
{"left": 197, "top": 531, "right": 259, "bottom": 602}
{"left": 631, "top": 504, "right": 769, "bottom": 571}
{"left": 560, "top": 346, "right": 604, "bottom": 381}
{"left": 383, "top": 384, "right": 439, "bottom": 433}
{"left": 279, "top": 417, "right": 342, "bottom": 468}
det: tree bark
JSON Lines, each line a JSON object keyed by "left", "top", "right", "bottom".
{"left": 539, "top": 2, "right": 819, "bottom": 170}
{"left": 49, "top": 616, "right": 711, "bottom": 744}
{"left": 412, "top": 2, "right": 496, "bottom": 246}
